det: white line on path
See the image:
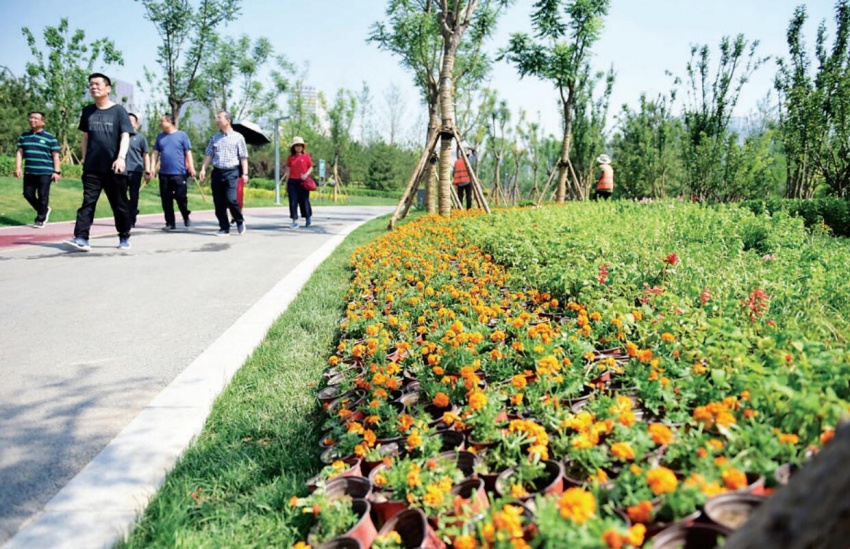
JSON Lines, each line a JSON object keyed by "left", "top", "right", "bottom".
{"left": 3, "top": 218, "right": 372, "bottom": 549}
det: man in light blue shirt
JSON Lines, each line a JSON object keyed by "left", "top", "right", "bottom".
{"left": 151, "top": 114, "right": 195, "bottom": 230}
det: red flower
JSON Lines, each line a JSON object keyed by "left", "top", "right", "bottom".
{"left": 664, "top": 253, "right": 679, "bottom": 266}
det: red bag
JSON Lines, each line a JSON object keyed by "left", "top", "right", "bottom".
{"left": 301, "top": 175, "right": 318, "bottom": 191}
{"left": 237, "top": 176, "right": 246, "bottom": 208}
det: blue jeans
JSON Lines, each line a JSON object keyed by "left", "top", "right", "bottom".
{"left": 211, "top": 168, "right": 242, "bottom": 231}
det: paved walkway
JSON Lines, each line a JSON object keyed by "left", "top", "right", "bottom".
{"left": 0, "top": 206, "right": 393, "bottom": 548}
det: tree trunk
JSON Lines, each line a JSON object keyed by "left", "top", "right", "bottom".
{"left": 437, "top": 40, "right": 458, "bottom": 217}
{"left": 425, "top": 108, "right": 440, "bottom": 214}
{"left": 557, "top": 90, "right": 575, "bottom": 202}
{"left": 171, "top": 99, "right": 182, "bottom": 128}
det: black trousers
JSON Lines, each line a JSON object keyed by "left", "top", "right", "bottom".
{"left": 211, "top": 168, "right": 242, "bottom": 231}
{"left": 595, "top": 189, "right": 612, "bottom": 200}
{"left": 127, "top": 171, "right": 143, "bottom": 226}
{"left": 287, "top": 178, "right": 312, "bottom": 220}
{"left": 457, "top": 183, "right": 472, "bottom": 209}
{"left": 23, "top": 173, "right": 51, "bottom": 222}
{"left": 159, "top": 174, "right": 191, "bottom": 227}
{"left": 74, "top": 171, "right": 132, "bottom": 240}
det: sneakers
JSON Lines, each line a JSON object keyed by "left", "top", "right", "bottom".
{"left": 118, "top": 237, "right": 131, "bottom": 250}
{"left": 162, "top": 225, "right": 177, "bottom": 232}
{"left": 237, "top": 222, "right": 246, "bottom": 235}
{"left": 305, "top": 217, "right": 312, "bottom": 228}
{"left": 184, "top": 216, "right": 191, "bottom": 228}
{"left": 44, "top": 206, "right": 51, "bottom": 224}
{"left": 230, "top": 219, "right": 237, "bottom": 226}
{"left": 290, "top": 221, "right": 298, "bottom": 228}
{"left": 216, "top": 229, "right": 230, "bottom": 237}
{"left": 63, "top": 237, "right": 91, "bottom": 252}
{"left": 33, "top": 221, "right": 45, "bottom": 229}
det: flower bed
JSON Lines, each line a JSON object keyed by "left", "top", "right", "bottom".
{"left": 292, "top": 203, "right": 850, "bottom": 548}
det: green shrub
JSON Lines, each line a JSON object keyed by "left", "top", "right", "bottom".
{"left": 0, "top": 155, "right": 14, "bottom": 176}
{"left": 740, "top": 198, "right": 850, "bottom": 237}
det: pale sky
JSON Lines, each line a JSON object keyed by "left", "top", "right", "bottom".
{"left": 0, "top": 0, "right": 837, "bottom": 141}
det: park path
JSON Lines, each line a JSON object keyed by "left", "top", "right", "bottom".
{"left": 0, "top": 205, "right": 392, "bottom": 548}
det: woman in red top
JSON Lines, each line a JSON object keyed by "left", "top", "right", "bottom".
{"left": 282, "top": 136, "right": 314, "bottom": 228}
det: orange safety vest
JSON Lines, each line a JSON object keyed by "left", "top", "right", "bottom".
{"left": 597, "top": 164, "right": 614, "bottom": 191}
{"left": 453, "top": 158, "right": 471, "bottom": 186}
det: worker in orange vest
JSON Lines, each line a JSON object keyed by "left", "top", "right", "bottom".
{"left": 453, "top": 146, "right": 472, "bottom": 209}
{"left": 595, "top": 154, "right": 614, "bottom": 200}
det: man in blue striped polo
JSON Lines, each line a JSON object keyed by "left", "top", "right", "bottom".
{"left": 15, "top": 111, "right": 61, "bottom": 228}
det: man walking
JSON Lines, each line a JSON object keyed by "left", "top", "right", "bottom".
{"left": 15, "top": 111, "right": 61, "bottom": 228}
{"left": 151, "top": 114, "right": 195, "bottom": 230}
{"left": 126, "top": 113, "right": 151, "bottom": 228}
{"left": 63, "top": 72, "right": 134, "bottom": 251}
{"left": 199, "top": 111, "right": 248, "bottom": 236}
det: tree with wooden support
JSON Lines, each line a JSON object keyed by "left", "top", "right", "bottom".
{"left": 500, "top": 0, "right": 611, "bottom": 202}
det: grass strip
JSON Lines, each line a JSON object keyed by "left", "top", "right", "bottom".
{"left": 119, "top": 215, "right": 390, "bottom": 549}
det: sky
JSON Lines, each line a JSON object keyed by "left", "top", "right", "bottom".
{"left": 0, "top": 0, "right": 838, "bottom": 143}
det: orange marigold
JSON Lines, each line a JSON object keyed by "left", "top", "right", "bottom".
{"left": 468, "top": 390, "right": 488, "bottom": 411}
{"left": 721, "top": 467, "right": 748, "bottom": 491}
{"left": 626, "top": 500, "right": 654, "bottom": 524}
{"left": 558, "top": 488, "right": 596, "bottom": 524}
{"left": 432, "top": 392, "right": 450, "bottom": 408}
{"left": 646, "top": 467, "right": 678, "bottom": 495}
{"left": 453, "top": 535, "right": 476, "bottom": 549}
{"left": 611, "top": 442, "right": 635, "bottom": 461}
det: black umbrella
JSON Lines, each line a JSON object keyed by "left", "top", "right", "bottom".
{"left": 232, "top": 120, "right": 271, "bottom": 146}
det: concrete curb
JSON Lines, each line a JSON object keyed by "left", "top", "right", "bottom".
{"left": 3, "top": 216, "right": 372, "bottom": 549}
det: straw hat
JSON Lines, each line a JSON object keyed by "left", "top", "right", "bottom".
{"left": 291, "top": 136, "right": 307, "bottom": 147}
{"left": 597, "top": 154, "right": 611, "bottom": 164}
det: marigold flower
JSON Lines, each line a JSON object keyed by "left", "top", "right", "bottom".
{"left": 821, "top": 428, "right": 835, "bottom": 445}
{"left": 432, "top": 392, "right": 450, "bottom": 408}
{"left": 626, "top": 524, "right": 646, "bottom": 546}
{"left": 646, "top": 467, "right": 678, "bottom": 495}
{"left": 722, "top": 467, "right": 748, "bottom": 490}
{"left": 611, "top": 442, "right": 635, "bottom": 461}
{"left": 442, "top": 411, "right": 459, "bottom": 425}
{"left": 363, "top": 429, "right": 376, "bottom": 447}
{"left": 468, "top": 390, "right": 488, "bottom": 411}
{"left": 626, "top": 500, "right": 653, "bottom": 524}
{"left": 432, "top": 366, "right": 444, "bottom": 376}
{"left": 289, "top": 496, "right": 300, "bottom": 508}
{"left": 511, "top": 374, "right": 527, "bottom": 389}
{"left": 602, "top": 530, "right": 624, "bottom": 549}
{"left": 661, "top": 332, "right": 675, "bottom": 342}
{"left": 648, "top": 423, "right": 674, "bottom": 445}
{"left": 558, "top": 488, "right": 596, "bottom": 524}
{"left": 778, "top": 433, "right": 799, "bottom": 445}
{"left": 398, "top": 413, "right": 414, "bottom": 432}
{"left": 510, "top": 483, "right": 529, "bottom": 498}
{"left": 511, "top": 393, "right": 524, "bottom": 406}
{"left": 292, "top": 542, "right": 312, "bottom": 549}
{"left": 453, "top": 535, "right": 476, "bottom": 549}
{"left": 347, "top": 422, "right": 364, "bottom": 435}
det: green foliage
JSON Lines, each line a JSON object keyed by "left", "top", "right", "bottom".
{"left": 0, "top": 155, "right": 15, "bottom": 176}
{"left": 0, "top": 71, "right": 39, "bottom": 157}
{"left": 569, "top": 64, "right": 615, "bottom": 194}
{"left": 775, "top": 1, "right": 850, "bottom": 198}
{"left": 21, "top": 17, "right": 124, "bottom": 162}
{"left": 677, "top": 34, "right": 769, "bottom": 202}
{"left": 137, "top": 0, "right": 241, "bottom": 124}
{"left": 366, "top": 141, "right": 399, "bottom": 191}
{"left": 740, "top": 197, "right": 850, "bottom": 237}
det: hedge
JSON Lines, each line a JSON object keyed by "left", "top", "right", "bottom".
{"left": 740, "top": 198, "right": 850, "bottom": 238}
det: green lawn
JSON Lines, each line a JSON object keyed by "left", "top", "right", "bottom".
{"left": 0, "top": 176, "right": 399, "bottom": 227}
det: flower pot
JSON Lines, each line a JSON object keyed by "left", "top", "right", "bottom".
{"left": 321, "top": 446, "right": 356, "bottom": 465}
{"left": 495, "top": 460, "right": 564, "bottom": 506}
{"left": 449, "top": 477, "right": 490, "bottom": 515}
{"left": 319, "top": 385, "right": 352, "bottom": 407}
{"left": 307, "top": 456, "right": 363, "bottom": 491}
{"left": 394, "top": 391, "right": 421, "bottom": 408}
{"left": 773, "top": 462, "right": 799, "bottom": 486}
{"left": 651, "top": 522, "right": 731, "bottom": 549}
{"left": 703, "top": 492, "right": 767, "bottom": 531}
{"left": 369, "top": 493, "right": 409, "bottom": 528}
{"left": 439, "top": 450, "right": 479, "bottom": 478}
{"left": 325, "top": 476, "right": 373, "bottom": 501}
{"left": 316, "top": 537, "right": 363, "bottom": 549}
{"left": 433, "top": 430, "right": 466, "bottom": 452}
{"left": 362, "top": 442, "right": 401, "bottom": 475}
{"left": 345, "top": 499, "right": 378, "bottom": 549}
{"left": 377, "top": 508, "right": 446, "bottom": 549}
{"left": 424, "top": 403, "right": 462, "bottom": 429}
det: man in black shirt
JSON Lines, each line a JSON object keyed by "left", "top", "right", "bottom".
{"left": 63, "top": 72, "right": 134, "bottom": 252}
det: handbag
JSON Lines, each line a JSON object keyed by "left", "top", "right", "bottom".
{"left": 301, "top": 175, "right": 318, "bottom": 191}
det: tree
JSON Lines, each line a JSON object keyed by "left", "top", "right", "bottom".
{"left": 198, "top": 34, "right": 293, "bottom": 121}
{"left": 0, "top": 68, "right": 38, "bottom": 157}
{"left": 569, "top": 64, "right": 614, "bottom": 196}
{"left": 383, "top": 82, "right": 407, "bottom": 146}
{"left": 327, "top": 88, "right": 358, "bottom": 186}
{"left": 370, "top": 0, "right": 509, "bottom": 216}
{"left": 356, "top": 82, "right": 376, "bottom": 145}
{"left": 137, "top": 0, "right": 241, "bottom": 126}
{"left": 500, "top": 0, "right": 610, "bottom": 202}
{"left": 21, "top": 18, "right": 123, "bottom": 162}
{"left": 677, "top": 34, "right": 768, "bottom": 202}
{"left": 775, "top": 1, "right": 850, "bottom": 198}
{"left": 611, "top": 93, "right": 683, "bottom": 199}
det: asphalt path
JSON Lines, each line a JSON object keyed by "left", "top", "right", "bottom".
{"left": 0, "top": 205, "right": 393, "bottom": 544}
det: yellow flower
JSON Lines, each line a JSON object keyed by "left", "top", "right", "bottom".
{"left": 611, "top": 442, "right": 635, "bottom": 461}
{"left": 558, "top": 487, "right": 596, "bottom": 524}
{"left": 453, "top": 535, "right": 476, "bottom": 549}
{"left": 778, "top": 433, "right": 799, "bottom": 445}
{"left": 406, "top": 430, "right": 423, "bottom": 451}
{"left": 646, "top": 467, "right": 678, "bottom": 495}
{"left": 292, "top": 542, "right": 312, "bottom": 549}
{"left": 626, "top": 523, "right": 646, "bottom": 546}
{"left": 648, "top": 423, "right": 674, "bottom": 445}
{"left": 468, "top": 390, "right": 488, "bottom": 411}
{"left": 511, "top": 374, "right": 527, "bottom": 389}
{"left": 661, "top": 332, "right": 675, "bottom": 342}
{"left": 721, "top": 467, "right": 748, "bottom": 490}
